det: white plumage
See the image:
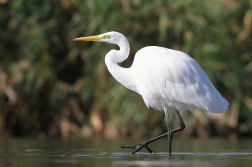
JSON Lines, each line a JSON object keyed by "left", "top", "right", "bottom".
{"left": 130, "top": 46, "right": 229, "bottom": 113}
{"left": 74, "top": 31, "right": 229, "bottom": 153}
{"left": 81, "top": 31, "right": 229, "bottom": 113}
{"left": 85, "top": 32, "right": 228, "bottom": 113}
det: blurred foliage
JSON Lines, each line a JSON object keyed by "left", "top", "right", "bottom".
{"left": 0, "top": 0, "right": 252, "bottom": 139}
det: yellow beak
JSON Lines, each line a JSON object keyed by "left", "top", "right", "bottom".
{"left": 73, "top": 35, "right": 102, "bottom": 42}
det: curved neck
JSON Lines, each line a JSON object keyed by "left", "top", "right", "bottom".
{"left": 104, "top": 36, "right": 136, "bottom": 92}
{"left": 106, "top": 35, "right": 130, "bottom": 63}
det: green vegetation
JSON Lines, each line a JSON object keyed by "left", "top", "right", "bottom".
{"left": 0, "top": 0, "right": 251, "bottom": 139}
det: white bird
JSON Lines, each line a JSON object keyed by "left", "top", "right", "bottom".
{"left": 74, "top": 31, "right": 229, "bottom": 154}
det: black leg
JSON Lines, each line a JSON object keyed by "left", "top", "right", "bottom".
{"left": 173, "top": 110, "right": 186, "bottom": 133}
{"left": 164, "top": 107, "right": 172, "bottom": 154}
{"left": 121, "top": 109, "right": 186, "bottom": 154}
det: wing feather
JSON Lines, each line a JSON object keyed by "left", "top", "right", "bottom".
{"left": 132, "top": 46, "right": 228, "bottom": 113}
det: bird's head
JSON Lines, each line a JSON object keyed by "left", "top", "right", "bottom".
{"left": 73, "top": 31, "right": 124, "bottom": 45}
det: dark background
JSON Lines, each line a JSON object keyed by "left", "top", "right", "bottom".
{"left": 0, "top": 0, "right": 251, "bottom": 140}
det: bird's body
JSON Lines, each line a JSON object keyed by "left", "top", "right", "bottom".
{"left": 131, "top": 46, "right": 228, "bottom": 112}
{"left": 74, "top": 31, "right": 229, "bottom": 154}
{"left": 103, "top": 33, "right": 228, "bottom": 113}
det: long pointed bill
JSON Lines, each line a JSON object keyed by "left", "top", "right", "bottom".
{"left": 73, "top": 35, "right": 102, "bottom": 42}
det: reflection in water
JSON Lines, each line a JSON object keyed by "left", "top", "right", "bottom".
{"left": 0, "top": 138, "right": 251, "bottom": 167}
{"left": 112, "top": 151, "right": 252, "bottom": 167}
{"left": 113, "top": 160, "right": 228, "bottom": 167}
{"left": 113, "top": 155, "right": 228, "bottom": 167}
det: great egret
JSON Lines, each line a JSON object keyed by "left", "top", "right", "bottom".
{"left": 74, "top": 31, "right": 229, "bottom": 154}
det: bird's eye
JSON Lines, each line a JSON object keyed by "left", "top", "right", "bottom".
{"left": 103, "top": 35, "right": 110, "bottom": 39}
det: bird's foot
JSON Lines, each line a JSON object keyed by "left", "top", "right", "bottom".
{"left": 121, "top": 141, "right": 155, "bottom": 154}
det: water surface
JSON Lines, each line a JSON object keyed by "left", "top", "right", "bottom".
{"left": 0, "top": 138, "right": 251, "bottom": 167}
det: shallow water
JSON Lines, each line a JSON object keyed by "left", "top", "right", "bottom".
{"left": 0, "top": 138, "right": 251, "bottom": 167}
